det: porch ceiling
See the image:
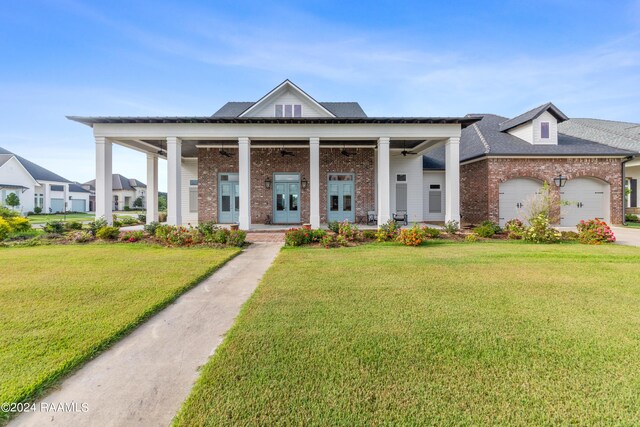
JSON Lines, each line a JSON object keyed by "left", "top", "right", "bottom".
{"left": 114, "top": 138, "right": 445, "bottom": 158}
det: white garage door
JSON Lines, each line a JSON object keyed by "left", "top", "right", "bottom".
{"left": 498, "top": 178, "right": 543, "bottom": 226}
{"left": 71, "top": 199, "right": 86, "bottom": 212}
{"left": 560, "top": 178, "right": 609, "bottom": 226}
{"left": 50, "top": 198, "right": 65, "bottom": 213}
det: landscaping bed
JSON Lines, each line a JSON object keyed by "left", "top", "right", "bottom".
{"left": 175, "top": 242, "right": 640, "bottom": 425}
{"left": 0, "top": 244, "right": 239, "bottom": 421}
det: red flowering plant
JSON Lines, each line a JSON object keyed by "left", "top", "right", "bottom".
{"left": 120, "top": 230, "right": 144, "bottom": 243}
{"left": 577, "top": 218, "right": 616, "bottom": 244}
{"left": 284, "top": 228, "right": 327, "bottom": 247}
{"left": 397, "top": 224, "right": 425, "bottom": 246}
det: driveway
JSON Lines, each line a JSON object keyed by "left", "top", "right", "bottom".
{"left": 11, "top": 242, "right": 283, "bottom": 427}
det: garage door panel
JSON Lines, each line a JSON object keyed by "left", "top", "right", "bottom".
{"left": 560, "top": 178, "right": 609, "bottom": 226}
{"left": 71, "top": 199, "right": 86, "bottom": 212}
{"left": 498, "top": 178, "right": 543, "bottom": 226}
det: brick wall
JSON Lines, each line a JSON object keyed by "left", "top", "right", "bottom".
{"left": 198, "top": 146, "right": 376, "bottom": 225}
{"left": 460, "top": 160, "right": 489, "bottom": 224}
{"left": 460, "top": 157, "right": 624, "bottom": 225}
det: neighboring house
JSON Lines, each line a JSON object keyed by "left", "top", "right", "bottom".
{"left": 423, "top": 104, "right": 635, "bottom": 226}
{"left": 68, "top": 80, "right": 635, "bottom": 229}
{"left": 83, "top": 174, "right": 146, "bottom": 211}
{"left": 0, "top": 146, "right": 90, "bottom": 214}
{"left": 558, "top": 118, "right": 640, "bottom": 215}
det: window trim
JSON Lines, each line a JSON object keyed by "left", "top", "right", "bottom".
{"left": 275, "top": 104, "right": 303, "bottom": 118}
{"left": 396, "top": 173, "right": 407, "bottom": 183}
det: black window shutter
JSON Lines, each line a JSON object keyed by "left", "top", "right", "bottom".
{"left": 631, "top": 179, "right": 638, "bottom": 208}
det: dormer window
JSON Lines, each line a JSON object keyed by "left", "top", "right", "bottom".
{"left": 540, "top": 122, "right": 550, "bottom": 139}
{"left": 275, "top": 104, "right": 302, "bottom": 118}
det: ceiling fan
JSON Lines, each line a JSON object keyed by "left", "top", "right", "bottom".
{"left": 394, "top": 142, "right": 418, "bottom": 157}
{"left": 340, "top": 145, "right": 357, "bottom": 157}
{"left": 219, "top": 143, "right": 234, "bottom": 158}
{"left": 157, "top": 142, "right": 166, "bottom": 156}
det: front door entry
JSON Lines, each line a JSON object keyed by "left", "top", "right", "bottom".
{"left": 218, "top": 173, "right": 239, "bottom": 223}
{"left": 273, "top": 173, "right": 301, "bottom": 224}
{"left": 327, "top": 173, "right": 355, "bottom": 223}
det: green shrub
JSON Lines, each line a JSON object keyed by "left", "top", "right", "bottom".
{"left": 362, "top": 230, "right": 377, "bottom": 240}
{"left": 96, "top": 226, "right": 121, "bottom": 240}
{"left": 480, "top": 220, "right": 501, "bottom": 234}
{"left": 119, "top": 216, "right": 139, "bottom": 225}
{"left": 7, "top": 229, "right": 41, "bottom": 241}
{"left": 137, "top": 213, "right": 146, "bottom": 223}
{"left": 465, "top": 233, "right": 479, "bottom": 243}
{"left": 338, "top": 220, "right": 360, "bottom": 241}
{"left": 158, "top": 212, "right": 168, "bottom": 222}
{"left": 625, "top": 213, "right": 639, "bottom": 222}
{"left": 443, "top": 220, "right": 459, "bottom": 234}
{"left": 0, "top": 218, "right": 11, "bottom": 240}
{"left": 560, "top": 231, "right": 579, "bottom": 241}
{"left": 504, "top": 219, "right": 524, "bottom": 240}
{"left": 43, "top": 221, "right": 65, "bottom": 234}
{"left": 226, "top": 230, "right": 246, "bottom": 247}
{"left": 473, "top": 224, "right": 496, "bottom": 238}
{"left": 197, "top": 221, "right": 219, "bottom": 237}
{"left": 144, "top": 221, "right": 160, "bottom": 235}
{"left": 284, "top": 228, "right": 326, "bottom": 247}
{"left": 68, "top": 231, "right": 94, "bottom": 243}
{"left": 65, "top": 221, "right": 83, "bottom": 231}
{"left": 8, "top": 216, "right": 31, "bottom": 232}
{"left": 209, "top": 228, "right": 230, "bottom": 244}
{"left": 0, "top": 206, "right": 18, "bottom": 219}
{"left": 33, "top": 206, "right": 42, "bottom": 214}
{"left": 522, "top": 214, "right": 561, "bottom": 244}
{"left": 320, "top": 234, "right": 338, "bottom": 248}
{"left": 160, "top": 226, "right": 202, "bottom": 246}
{"left": 154, "top": 225, "right": 173, "bottom": 240}
{"left": 422, "top": 227, "right": 441, "bottom": 238}
{"left": 88, "top": 218, "right": 108, "bottom": 236}
{"left": 327, "top": 221, "right": 340, "bottom": 233}
{"left": 123, "top": 206, "right": 130, "bottom": 211}
{"left": 120, "top": 230, "right": 145, "bottom": 242}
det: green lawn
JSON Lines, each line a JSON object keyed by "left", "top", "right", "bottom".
{"left": 0, "top": 244, "right": 239, "bottom": 417}
{"left": 625, "top": 222, "right": 640, "bottom": 228}
{"left": 176, "top": 241, "right": 640, "bottom": 426}
{"left": 27, "top": 212, "right": 94, "bottom": 224}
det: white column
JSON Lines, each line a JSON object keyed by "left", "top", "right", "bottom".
{"left": 95, "top": 136, "right": 113, "bottom": 224}
{"left": 146, "top": 153, "right": 159, "bottom": 223}
{"left": 167, "top": 137, "right": 182, "bottom": 225}
{"left": 377, "top": 137, "right": 391, "bottom": 225}
{"left": 43, "top": 183, "right": 50, "bottom": 213}
{"left": 309, "top": 137, "right": 320, "bottom": 229}
{"left": 445, "top": 137, "right": 461, "bottom": 223}
{"left": 238, "top": 137, "right": 251, "bottom": 230}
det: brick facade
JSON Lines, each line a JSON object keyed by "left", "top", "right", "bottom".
{"left": 460, "top": 157, "right": 624, "bottom": 225}
{"left": 198, "top": 146, "right": 375, "bottom": 224}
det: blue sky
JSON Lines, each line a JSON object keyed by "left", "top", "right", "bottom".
{"left": 1, "top": 0, "right": 639, "bottom": 191}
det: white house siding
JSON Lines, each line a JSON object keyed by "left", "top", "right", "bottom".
{"left": 181, "top": 159, "right": 198, "bottom": 225}
{"left": 507, "top": 122, "right": 533, "bottom": 144}
{"left": 112, "top": 190, "right": 138, "bottom": 210}
{"left": 389, "top": 154, "right": 423, "bottom": 223}
{"left": 532, "top": 110, "right": 558, "bottom": 145}
{"left": 247, "top": 88, "right": 332, "bottom": 118}
{"left": 423, "top": 171, "right": 446, "bottom": 222}
{"left": 0, "top": 157, "right": 36, "bottom": 213}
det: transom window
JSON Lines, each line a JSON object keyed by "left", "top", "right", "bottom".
{"left": 275, "top": 104, "right": 302, "bottom": 118}
{"left": 396, "top": 174, "right": 407, "bottom": 182}
{"left": 540, "top": 122, "right": 550, "bottom": 139}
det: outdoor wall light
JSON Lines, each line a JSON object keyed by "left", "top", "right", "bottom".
{"left": 301, "top": 177, "right": 308, "bottom": 190}
{"left": 553, "top": 174, "right": 567, "bottom": 187}
{"left": 264, "top": 177, "right": 272, "bottom": 189}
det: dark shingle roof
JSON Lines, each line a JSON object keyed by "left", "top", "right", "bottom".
{"left": 423, "top": 114, "right": 635, "bottom": 170}
{"left": 558, "top": 118, "right": 640, "bottom": 152}
{"left": 498, "top": 102, "right": 569, "bottom": 132}
{"left": 69, "top": 183, "right": 90, "bottom": 193}
{"left": 0, "top": 146, "right": 70, "bottom": 182}
{"left": 84, "top": 174, "right": 145, "bottom": 191}
{"left": 212, "top": 101, "right": 367, "bottom": 118}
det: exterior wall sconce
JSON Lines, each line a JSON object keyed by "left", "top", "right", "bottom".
{"left": 301, "top": 177, "right": 308, "bottom": 190}
{"left": 553, "top": 174, "right": 567, "bottom": 187}
{"left": 264, "top": 177, "right": 272, "bottom": 189}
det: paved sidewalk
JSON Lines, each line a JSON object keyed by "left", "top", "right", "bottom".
{"left": 11, "top": 242, "right": 282, "bottom": 427}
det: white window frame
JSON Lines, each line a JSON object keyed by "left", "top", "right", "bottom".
{"left": 396, "top": 173, "right": 407, "bottom": 183}
{"left": 189, "top": 180, "right": 198, "bottom": 213}
{"left": 275, "top": 104, "right": 302, "bottom": 118}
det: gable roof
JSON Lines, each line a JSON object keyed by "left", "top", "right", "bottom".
{"left": 423, "top": 113, "right": 635, "bottom": 169}
{"left": 0, "top": 154, "right": 13, "bottom": 168}
{"left": 68, "top": 183, "right": 90, "bottom": 193}
{"left": 558, "top": 118, "right": 640, "bottom": 152}
{"left": 238, "top": 79, "right": 337, "bottom": 118}
{"left": 84, "top": 174, "right": 146, "bottom": 191}
{"left": 213, "top": 101, "right": 367, "bottom": 118}
{"left": 0, "top": 146, "right": 70, "bottom": 183}
{"left": 498, "top": 102, "right": 569, "bottom": 132}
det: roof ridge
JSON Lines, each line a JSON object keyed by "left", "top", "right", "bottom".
{"left": 472, "top": 123, "right": 491, "bottom": 154}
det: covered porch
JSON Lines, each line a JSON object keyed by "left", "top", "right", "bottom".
{"left": 70, "top": 116, "right": 474, "bottom": 230}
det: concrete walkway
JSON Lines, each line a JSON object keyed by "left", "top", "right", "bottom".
{"left": 11, "top": 242, "right": 282, "bottom": 427}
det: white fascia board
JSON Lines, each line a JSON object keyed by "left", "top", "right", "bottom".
{"left": 93, "top": 123, "right": 463, "bottom": 141}
{"left": 239, "top": 80, "right": 336, "bottom": 118}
